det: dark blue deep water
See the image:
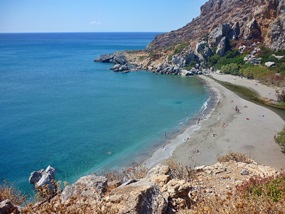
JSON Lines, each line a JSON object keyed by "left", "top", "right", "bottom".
{"left": 0, "top": 33, "right": 209, "bottom": 194}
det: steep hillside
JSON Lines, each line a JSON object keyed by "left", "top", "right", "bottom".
{"left": 95, "top": 0, "right": 285, "bottom": 86}
{"left": 148, "top": 0, "right": 285, "bottom": 52}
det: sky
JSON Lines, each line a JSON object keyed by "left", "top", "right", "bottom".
{"left": 0, "top": 0, "right": 208, "bottom": 33}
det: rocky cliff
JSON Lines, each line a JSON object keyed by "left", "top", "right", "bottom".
{"left": 95, "top": 0, "right": 285, "bottom": 76}
{"left": 148, "top": 0, "right": 285, "bottom": 52}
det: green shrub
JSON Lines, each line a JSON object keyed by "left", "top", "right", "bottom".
{"left": 174, "top": 43, "right": 187, "bottom": 54}
{"left": 241, "top": 65, "right": 274, "bottom": 81}
{"left": 214, "top": 49, "right": 245, "bottom": 69}
{"left": 275, "top": 126, "right": 285, "bottom": 152}
{"left": 221, "top": 63, "right": 240, "bottom": 75}
{"left": 236, "top": 174, "right": 285, "bottom": 202}
{"left": 207, "top": 54, "right": 221, "bottom": 67}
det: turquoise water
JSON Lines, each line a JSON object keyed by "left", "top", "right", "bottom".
{"left": 0, "top": 33, "right": 209, "bottom": 195}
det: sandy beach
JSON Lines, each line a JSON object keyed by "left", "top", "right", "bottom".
{"left": 144, "top": 74, "right": 285, "bottom": 170}
{"left": 211, "top": 73, "right": 281, "bottom": 101}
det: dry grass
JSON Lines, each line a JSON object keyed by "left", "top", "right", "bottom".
{"left": 166, "top": 159, "right": 195, "bottom": 182}
{"left": 0, "top": 180, "right": 26, "bottom": 206}
{"left": 22, "top": 196, "right": 118, "bottom": 214}
{"left": 217, "top": 152, "right": 252, "bottom": 164}
{"left": 101, "top": 162, "right": 148, "bottom": 183}
{"left": 191, "top": 173, "right": 285, "bottom": 213}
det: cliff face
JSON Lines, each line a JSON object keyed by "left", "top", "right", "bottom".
{"left": 148, "top": 0, "right": 285, "bottom": 52}
{"left": 95, "top": 0, "right": 285, "bottom": 76}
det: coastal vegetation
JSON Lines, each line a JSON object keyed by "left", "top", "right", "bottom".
{"left": 213, "top": 47, "right": 285, "bottom": 87}
{"left": 275, "top": 126, "right": 285, "bottom": 153}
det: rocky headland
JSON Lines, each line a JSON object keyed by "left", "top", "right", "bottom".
{"left": 95, "top": 0, "right": 285, "bottom": 77}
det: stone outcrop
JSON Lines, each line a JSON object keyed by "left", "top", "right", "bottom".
{"left": 27, "top": 159, "right": 282, "bottom": 213}
{"left": 0, "top": 199, "right": 20, "bottom": 214}
{"left": 95, "top": 0, "right": 285, "bottom": 75}
{"left": 95, "top": 53, "right": 127, "bottom": 65}
{"left": 148, "top": 0, "right": 285, "bottom": 52}
{"left": 95, "top": 52, "right": 131, "bottom": 73}
{"left": 29, "top": 165, "right": 56, "bottom": 192}
{"left": 105, "top": 179, "right": 167, "bottom": 214}
{"left": 60, "top": 175, "right": 108, "bottom": 202}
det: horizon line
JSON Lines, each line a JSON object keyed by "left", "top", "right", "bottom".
{"left": 0, "top": 31, "right": 166, "bottom": 34}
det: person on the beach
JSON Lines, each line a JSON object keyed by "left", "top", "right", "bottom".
{"left": 197, "top": 118, "right": 201, "bottom": 124}
{"left": 235, "top": 105, "right": 240, "bottom": 113}
{"left": 164, "top": 132, "right": 167, "bottom": 140}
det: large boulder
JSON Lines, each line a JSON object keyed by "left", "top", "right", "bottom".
{"left": 29, "top": 169, "right": 44, "bottom": 184}
{"left": 61, "top": 175, "right": 108, "bottom": 202}
{"left": 110, "top": 64, "right": 130, "bottom": 72}
{"left": 0, "top": 199, "right": 20, "bottom": 214}
{"left": 145, "top": 164, "right": 171, "bottom": 188}
{"left": 105, "top": 179, "right": 167, "bottom": 214}
{"left": 37, "top": 167, "right": 56, "bottom": 190}
{"left": 29, "top": 165, "right": 56, "bottom": 192}
{"left": 265, "top": 61, "right": 276, "bottom": 67}
{"left": 94, "top": 53, "right": 115, "bottom": 63}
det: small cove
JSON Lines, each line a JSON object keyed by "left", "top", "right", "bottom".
{"left": 0, "top": 33, "right": 209, "bottom": 195}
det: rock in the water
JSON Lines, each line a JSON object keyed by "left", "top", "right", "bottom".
{"left": 110, "top": 64, "right": 130, "bottom": 72}
{"left": 29, "top": 169, "right": 44, "bottom": 184}
{"left": 94, "top": 53, "right": 114, "bottom": 63}
{"left": 61, "top": 175, "right": 108, "bottom": 202}
{"left": 37, "top": 166, "right": 56, "bottom": 188}
{"left": 95, "top": 52, "right": 127, "bottom": 65}
{"left": 29, "top": 165, "right": 56, "bottom": 192}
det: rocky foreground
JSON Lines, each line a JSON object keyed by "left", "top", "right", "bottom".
{"left": 1, "top": 155, "right": 282, "bottom": 213}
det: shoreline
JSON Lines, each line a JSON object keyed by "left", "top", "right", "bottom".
{"left": 143, "top": 76, "right": 221, "bottom": 168}
{"left": 144, "top": 74, "right": 285, "bottom": 170}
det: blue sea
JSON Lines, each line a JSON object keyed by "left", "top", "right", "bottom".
{"left": 0, "top": 32, "right": 209, "bottom": 195}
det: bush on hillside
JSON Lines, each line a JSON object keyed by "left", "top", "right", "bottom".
{"left": 241, "top": 65, "right": 274, "bottom": 81}
{"left": 217, "top": 152, "right": 252, "bottom": 163}
{"left": 174, "top": 43, "right": 187, "bottom": 55}
{"left": 193, "top": 174, "right": 285, "bottom": 213}
{"left": 213, "top": 49, "right": 245, "bottom": 69}
{"left": 275, "top": 126, "right": 285, "bottom": 153}
{"left": 220, "top": 63, "right": 240, "bottom": 75}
